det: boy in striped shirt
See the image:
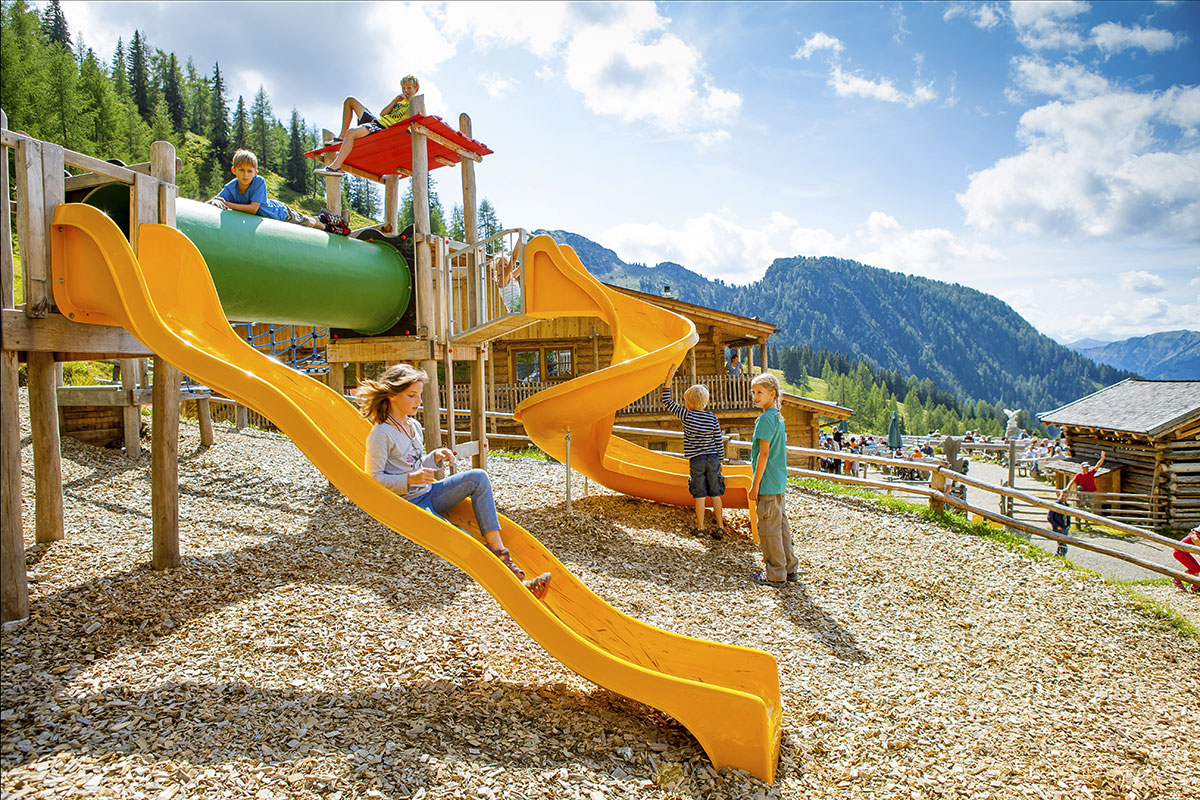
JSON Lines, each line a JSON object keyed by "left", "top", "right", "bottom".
{"left": 663, "top": 364, "right": 726, "bottom": 539}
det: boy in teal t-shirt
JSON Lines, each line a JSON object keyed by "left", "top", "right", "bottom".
{"left": 749, "top": 373, "right": 798, "bottom": 587}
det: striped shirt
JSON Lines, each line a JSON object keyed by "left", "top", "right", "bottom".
{"left": 662, "top": 387, "right": 723, "bottom": 459}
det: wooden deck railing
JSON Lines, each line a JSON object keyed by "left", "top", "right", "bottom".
{"left": 446, "top": 373, "right": 756, "bottom": 415}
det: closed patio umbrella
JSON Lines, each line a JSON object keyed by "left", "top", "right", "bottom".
{"left": 887, "top": 411, "right": 903, "bottom": 452}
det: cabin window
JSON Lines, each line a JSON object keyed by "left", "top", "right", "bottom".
{"left": 546, "top": 349, "right": 574, "bottom": 379}
{"left": 514, "top": 350, "right": 541, "bottom": 383}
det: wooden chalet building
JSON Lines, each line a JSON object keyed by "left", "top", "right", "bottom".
{"left": 478, "top": 285, "right": 852, "bottom": 466}
{"left": 1039, "top": 379, "right": 1200, "bottom": 531}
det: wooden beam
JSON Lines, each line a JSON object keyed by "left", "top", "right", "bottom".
{"left": 0, "top": 110, "right": 28, "bottom": 622}
{"left": 410, "top": 96, "right": 442, "bottom": 451}
{"left": 149, "top": 143, "right": 180, "bottom": 570}
{"left": 27, "top": 351, "right": 64, "bottom": 543}
{"left": 2, "top": 309, "right": 154, "bottom": 355}
{"left": 409, "top": 122, "right": 481, "bottom": 162}
{"left": 460, "top": 113, "right": 481, "bottom": 332}
{"left": 433, "top": 155, "right": 455, "bottom": 168}
{"left": 119, "top": 359, "right": 141, "bottom": 455}
{"left": 470, "top": 350, "right": 486, "bottom": 471}
{"left": 383, "top": 174, "right": 400, "bottom": 235}
{"left": 15, "top": 138, "right": 49, "bottom": 317}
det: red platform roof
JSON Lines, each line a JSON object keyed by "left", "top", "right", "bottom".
{"left": 305, "top": 114, "right": 493, "bottom": 182}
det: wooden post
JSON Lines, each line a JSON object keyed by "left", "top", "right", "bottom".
{"left": 470, "top": 351, "right": 487, "bottom": 470}
{"left": 689, "top": 348, "right": 697, "bottom": 383}
{"left": 592, "top": 325, "right": 601, "bottom": 372}
{"left": 119, "top": 359, "right": 141, "bottom": 455}
{"left": 149, "top": 141, "right": 181, "bottom": 570}
{"left": 323, "top": 174, "right": 342, "bottom": 220}
{"left": 13, "top": 137, "right": 49, "bottom": 317}
{"left": 1007, "top": 439, "right": 1017, "bottom": 517}
{"left": 197, "top": 398, "right": 214, "bottom": 447}
{"left": 383, "top": 174, "right": 400, "bottom": 236}
{"left": 460, "top": 113, "right": 480, "bottom": 328}
{"left": 487, "top": 347, "right": 497, "bottom": 434}
{"left": 328, "top": 362, "right": 345, "bottom": 396}
{"left": 1, "top": 110, "right": 29, "bottom": 622}
{"left": 760, "top": 339, "right": 769, "bottom": 372}
{"left": 235, "top": 404, "right": 248, "bottom": 431}
{"left": 410, "top": 96, "right": 442, "bottom": 451}
{"left": 929, "top": 470, "right": 946, "bottom": 514}
{"left": 27, "top": 351, "right": 64, "bottom": 543}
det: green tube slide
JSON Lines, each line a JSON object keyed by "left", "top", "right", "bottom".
{"left": 84, "top": 185, "right": 411, "bottom": 335}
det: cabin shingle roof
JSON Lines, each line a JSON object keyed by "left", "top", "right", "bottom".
{"left": 1039, "top": 379, "right": 1200, "bottom": 438}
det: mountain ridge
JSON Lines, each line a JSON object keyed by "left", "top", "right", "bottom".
{"left": 1074, "top": 330, "right": 1200, "bottom": 380}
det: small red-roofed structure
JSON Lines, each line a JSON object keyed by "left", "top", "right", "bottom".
{"left": 305, "top": 113, "right": 493, "bottom": 183}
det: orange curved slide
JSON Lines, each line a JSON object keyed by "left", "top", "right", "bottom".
{"left": 49, "top": 205, "right": 782, "bottom": 782}
{"left": 514, "top": 236, "right": 757, "bottom": 531}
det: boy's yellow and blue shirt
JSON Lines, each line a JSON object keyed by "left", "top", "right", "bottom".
{"left": 751, "top": 407, "right": 788, "bottom": 495}
{"left": 378, "top": 98, "right": 412, "bottom": 128}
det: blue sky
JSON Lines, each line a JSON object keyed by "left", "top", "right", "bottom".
{"left": 59, "top": 1, "right": 1199, "bottom": 344}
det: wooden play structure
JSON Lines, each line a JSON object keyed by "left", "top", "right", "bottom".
{"left": 2, "top": 100, "right": 520, "bottom": 623}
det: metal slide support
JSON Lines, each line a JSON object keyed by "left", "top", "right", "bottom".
{"left": 565, "top": 431, "right": 572, "bottom": 514}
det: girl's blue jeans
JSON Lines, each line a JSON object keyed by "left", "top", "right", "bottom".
{"left": 409, "top": 468, "right": 501, "bottom": 534}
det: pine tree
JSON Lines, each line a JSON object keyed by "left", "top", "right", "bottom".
{"left": 449, "top": 203, "right": 465, "bottom": 242}
{"left": 39, "top": 0, "right": 69, "bottom": 49}
{"left": 286, "top": 109, "right": 308, "bottom": 192}
{"left": 78, "top": 49, "right": 121, "bottom": 156}
{"left": 250, "top": 86, "right": 273, "bottom": 169}
{"left": 45, "top": 41, "right": 83, "bottom": 149}
{"left": 118, "top": 97, "right": 151, "bottom": 163}
{"left": 478, "top": 198, "right": 503, "bottom": 254}
{"left": 110, "top": 38, "right": 129, "bottom": 97}
{"left": 150, "top": 95, "right": 174, "bottom": 145}
{"left": 127, "top": 30, "right": 151, "bottom": 119}
{"left": 208, "top": 62, "right": 230, "bottom": 164}
{"left": 162, "top": 53, "right": 185, "bottom": 133}
{"left": 232, "top": 95, "right": 248, "bottom": 152}
{"left": 184, "top": 59, "right": 209, "bottom": 134}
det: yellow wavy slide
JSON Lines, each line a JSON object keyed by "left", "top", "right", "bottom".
{"left": 49, "top": 204, "right": 782, "bottom": 782}
{"left": 515, "top": 236, "right": 758, "bottom": 531}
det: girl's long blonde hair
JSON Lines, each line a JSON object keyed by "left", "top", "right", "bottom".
{"left": 357, "top": 363, "right": 428, "bottom": 425}
{"left": 751, "top": 371, "right": 782, "bottom": 409}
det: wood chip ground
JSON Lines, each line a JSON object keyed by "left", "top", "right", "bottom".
{"left": 3, "top": 394, "right": 1198, "bottom": 799}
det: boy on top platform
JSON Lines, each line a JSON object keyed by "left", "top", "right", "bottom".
{"left": 663, "top": 364, "right": 727, "bottom": 540}
{"left": 316, "top": 75, "right": 420, "bottom": 177}
{"left": 209, "top": 149, "right": 348, "bottom": 235}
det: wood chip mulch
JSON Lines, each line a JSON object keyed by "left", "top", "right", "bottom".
{"left": 3, "top": 392, "right": 1198, "bottom": 799}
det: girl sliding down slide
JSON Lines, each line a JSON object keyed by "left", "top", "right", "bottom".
{"left": 358, "top": 363, "right": 550, "bottom": 596}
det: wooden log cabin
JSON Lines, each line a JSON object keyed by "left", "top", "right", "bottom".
{"left": 1039, "top": 379, "right": 1200, "bottom": 531}
{"left": 477, "top": 285, "right": 852, "bottom": 467}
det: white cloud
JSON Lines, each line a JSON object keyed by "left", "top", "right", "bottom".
{"left": 476, "top": 72, "right": 518, "bottom": 98}
{"left": 602, "top": 211, "right": 998, "bottom": 284}
{"left": 958, "top": 86, "right": 1200, "bottom": 241}
{"left": 829, "top": 66, "right": 938, "bottom": 107}
{"left": 943, "top": 3, "right": 1004, "bottom": 30}
{"left": 1118, "top": 270, "right": 1167, "bottom": 292}
{"left": 793, "top": 32, "right": 844, "bottom": 60}
{"left": 444, "top": 1, "right": 740, "bottom": 143}
{"left": 1010, "top": 56, "right": 1110, "bottom": 100}
{"left": 1091, "top": 22, "right": 1183, "bottom": 55}
{"left": 1008, "top": 1, "right": 1091, "bottom": 51}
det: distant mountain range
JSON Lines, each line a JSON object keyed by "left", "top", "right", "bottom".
{"left": 1071, "top": 330, "right": 1200, "bottom": 380}
{"left": 535, "top": 229, "right": 1136, "bottom": 413}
